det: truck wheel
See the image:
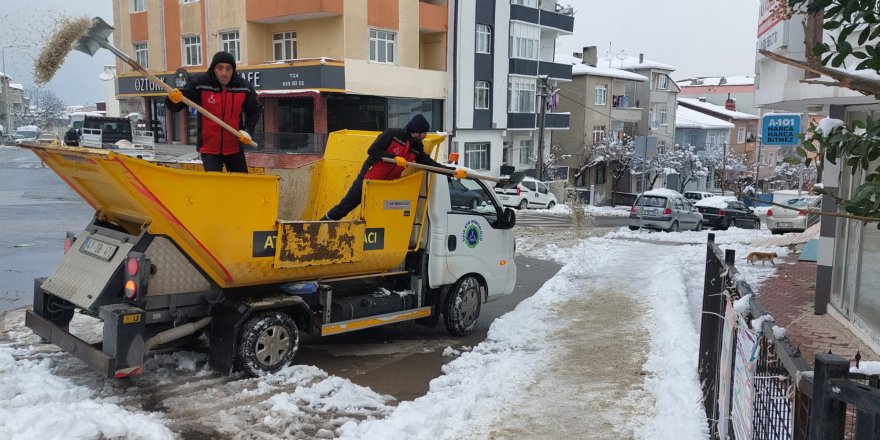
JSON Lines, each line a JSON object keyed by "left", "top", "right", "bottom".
{"left": 444, "top": 276, "right": 482, "bottom": 337}
{"left": 237, "top": 312, "right": 299, "bottom": 376}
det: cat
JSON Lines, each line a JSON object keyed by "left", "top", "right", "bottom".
{"left": 745, "top": 251, "right": 778, "bottom": 266}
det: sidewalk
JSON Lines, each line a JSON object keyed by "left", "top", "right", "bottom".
{"left": 753, "top": 254, "right": 879, "bottom": 367}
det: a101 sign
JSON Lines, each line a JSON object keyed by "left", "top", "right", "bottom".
{"left": 761, "top": 113, "right": 801, "bottom": 145}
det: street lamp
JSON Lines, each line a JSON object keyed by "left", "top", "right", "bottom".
{"left": 2, "top": 45, "right": 29, "bottom": 135}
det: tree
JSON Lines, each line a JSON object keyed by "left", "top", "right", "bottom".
{"left": 594, "top": 138, "right": 636, "bottom": 206}
{"left": 667, "top": 144, "right": 709, "bottom": 191}
{"left": 15, "top": 87, "right": 65, "bottom": 129}
{"left": 642, "top": 146, "right": 677, "bottom": 190}
{"left": 763, "top": 0, "right": 880, "bottom": 221}
{"left": 768, "top": 160, "right": 818, "bottom": 190}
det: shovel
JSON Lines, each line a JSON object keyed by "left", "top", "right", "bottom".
{"left": 380, "top": 157, "right": 525, "bottom": 185}
{"left": 74, "top": 17, "right": 258, "bottom": 147}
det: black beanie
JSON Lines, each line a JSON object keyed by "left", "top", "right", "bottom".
{"left": 406, "top": 114, "right": 430, "bottom": 133}
{"left": 210, "top": 51, "right": 237, "bottom": 72}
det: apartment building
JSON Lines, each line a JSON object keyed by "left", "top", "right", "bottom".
{"left": 447, "top": 0, "right": 572, "bottom": 177}
{"left": 111, "top": 0, "right": 447, "bottom": 152}
{"left": 676, "top": 76, "right": 758, "bottom": 116}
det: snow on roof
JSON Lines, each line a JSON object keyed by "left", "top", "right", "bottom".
{"left": 642, "top": 188, "right": 683, "bottom": 198}
{"left": 695, "top": 195, "right": 737, "bottom": 208}
{"left": 613, "top": 55, "right": 676, "bottom": 72}
{"left": 555, "top": 54, "right": 648, "bottom": 82}
{"left": 10, "top": 83, "right": 22, "bottom": 90}
{"left": 675, "top": 105, "right": 735, "bottom": 130}
{"left": 676, "top": 76, "right": 754, "bottom": 87}
{"left": 678, "top": 98, "right": 759, "bottom": 120}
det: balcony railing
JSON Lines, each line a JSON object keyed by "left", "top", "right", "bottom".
{"left": 506, "top": 112, "right": 570, "bottom": 129}
{"left": 612, "top": 95, "right": 637, "bottom": 108}
{"left": 508, "top": 60, "right": 571, "bottom": 80}
{"left": 545, "top": 113, "right": 570, "bottom": 129}
{"left": 509, "top": 4, "right": 573, "bottom": 34}
{"left": 247, "top": 0, "right": 343, "bottom": 23}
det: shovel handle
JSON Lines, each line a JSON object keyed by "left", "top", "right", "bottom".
{"left": 380, "top": 157, "right": 503, "bottom": 183}
{"left": 99, "top": 40, "right": 258, "bottom": 147}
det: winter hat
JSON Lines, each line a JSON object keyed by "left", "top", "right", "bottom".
{"left": 405, "top": 114, "right": 430, "bottom": 134}
{"left": 210, "top": 51, "right": 237, "bottom": 72}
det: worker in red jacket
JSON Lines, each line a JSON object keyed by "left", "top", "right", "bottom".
{"left": 166, "top": 51, "right": 262, "bottom": 173}
{"left": 322, "top": 114, "right": 467, "bottom": 221}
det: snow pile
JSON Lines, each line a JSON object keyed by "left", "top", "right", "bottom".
{"left": 532, "top": 203, "right": 571, "bottom": 214}
{"left": 583, "top": 204, "right": 632, "bottom": 217}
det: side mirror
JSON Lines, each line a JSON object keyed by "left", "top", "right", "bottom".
{"left": 500, "top": 207, "right": 516, "bottom": 229}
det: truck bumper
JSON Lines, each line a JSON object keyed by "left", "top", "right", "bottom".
{"left": 26, "top": 310, "right": 118, "bottom": 378}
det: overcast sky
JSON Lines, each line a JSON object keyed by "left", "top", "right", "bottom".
{"left": 0, "top": 0, "right": 114, "bottom": 107}
{"left": 557, "top": 0, "right": 762, "bottom": 80}
{"left": 0, "top": 0, "right": 761, "bottom": 107}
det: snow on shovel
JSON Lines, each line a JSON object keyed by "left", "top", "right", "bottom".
{"left": 34, "top": 16, "right": 258, "bottom": 147}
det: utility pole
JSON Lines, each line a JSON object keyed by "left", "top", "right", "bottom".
{"left": 754, "top": 136, "right": 763, "bottom": 194}
{"left": 721, "top": 142, "right": 728, "bottom": 196}
{"left": 536, "top": 75, "right": 549, "bottom": 181}
{"left": 2, "top": 45, "right": 28, "bottom": 136}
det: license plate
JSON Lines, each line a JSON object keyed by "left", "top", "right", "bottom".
{"left": 777, "top": 222, "right": 793, "bottom": 227}
{"left": 644, "top": 208, "right": 656, "bottom": 215}
{"left": 499, "top": 195, "right": 509, "bottom": 201}
{"left": 80, "top": 236, "right": 118, "bottom": 261}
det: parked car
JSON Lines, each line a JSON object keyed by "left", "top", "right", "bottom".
{"left": 766, "top": 195, "right": 821, "bottom": 234}
{"left": 683, "top": 191, "right": 715, "bottom": 202}
{"left": 494, "top": 177, "right": 557, "bottom": 209}
{"left": 628, "top": 189, "right": 704, "bottom": 232}
{"left": 36, "top": 133, "right": 60, "bottom": 145}
{"left": 694, "top": 196, "right": 761, "bottom": 230}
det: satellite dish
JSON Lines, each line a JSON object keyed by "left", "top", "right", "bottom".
{"left": 98, "top": 70, "right": 115, "bottom": 81}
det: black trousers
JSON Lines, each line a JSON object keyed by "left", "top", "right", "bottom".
{"left": 325, "top": 170, "right": 367, "bottom": 220}
{"left": 201, "top": 150, "right": 248, "bottom": 173}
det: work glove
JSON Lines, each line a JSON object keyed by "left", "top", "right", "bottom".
{"left": 168, "top": 88, "right": 183, "bottom": 104}
{"left": 394, "top": 156, "right": 408, "bottom": 168}
{"left": 239, "top": 130, "right": 252, "bottom": 144}
{"left": 454, "top": 168, "right": 467, "bottom": 179}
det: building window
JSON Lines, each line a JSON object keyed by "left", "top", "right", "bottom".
{"left": 476, "top": 24, "right": 492, "bottom": 54}
{"left": 595, "top": 84, "right": 607, "bottom": 106}
{"left": 593, "top": 125, "right": 606, "bottom": 144}
{"left": 595, "top": 163, "right": 607, "bottom": 184}
{"left": 370, "top": 28, "right": 397, "bottom": 64}
{"left": 653, "top": 73, "right": 669, "bottom": 90}
{"left": 519, "top": 139, "right": 532, "bottom": 164}
{"left": 273, "top": 31, "right": 297, "bottom": 61}
{"left": 508, "top": 76, "right": 536, "bottom": 113}
{"left": 133, "top": 43, "right": 148, "bottom": 68}
{"left": 464, "top": 142, "right": 490, "bottom": 170}
{"left": 182, "top": 36, "right": 202, "bottom": 66}
{"left": 737, "top": 127, "right": 746, "bottom": 143}
{"left": 132, "top": 0, "right": 145, "bottom": 12}
{"left": 652, "top": 103, "right": 668, "bottom": 126}
{"left": 219, "top": 31, "right": 241, "bottom": 62}
{"left": 475, "top": 81, "right": 490, "bottom": 110}
{"left": 509, "top": 22, "right": 539, "bottom": 60}
{"left": 511, "top": 0, "right": 538, "bottom": 7}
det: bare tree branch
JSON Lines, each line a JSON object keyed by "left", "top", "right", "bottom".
{"left": 758, "top": 49, "right": 880, "bottom": 96}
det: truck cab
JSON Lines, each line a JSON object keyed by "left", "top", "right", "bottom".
{"left": 22, "top": 130, "right": 517, "bottom": 378}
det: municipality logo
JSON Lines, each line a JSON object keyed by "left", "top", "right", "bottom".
{"left": 462, "top": 219, "right": 483, "bottom": 249}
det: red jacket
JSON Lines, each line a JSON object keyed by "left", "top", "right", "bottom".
{"left": 361, "top": 128, "right": 447, "bottom": 180}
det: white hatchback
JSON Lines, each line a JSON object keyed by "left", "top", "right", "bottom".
{"left": 494, "top": 177, "right": 557, "bottom": 209}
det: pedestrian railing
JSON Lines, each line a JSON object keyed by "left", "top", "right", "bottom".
{"left": 698, "top": 234, "right": 880, "bottom": 439}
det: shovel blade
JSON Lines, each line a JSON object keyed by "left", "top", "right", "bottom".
{"left": 499, "top": 171, "right": 526, "bottom": 188}
{"left": 74, "top": 17, "right": 114, "bottom": 56}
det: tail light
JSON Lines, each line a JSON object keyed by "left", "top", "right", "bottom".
{"left": 663, "top": 208, "right": 672, "bottom": 215}
{"left": 63, "top": 232, "right": 76, "bottom": 254}
{"left": 515, "top": 187, "right": 521, "bottom": 196}
{"left": 630, "top": 204, "right": 637, "bottom": 213}
{"left": 767, "top": 209, "right": 773, "bottom": 216}
{"left": 718, "top": 209, "right": 726, "bottom": 216}
{"left": 798, "top": 210, "right": 806, "bottom": 216}
{"left": 123, "top": 252, "right": 150, "bottom": 302}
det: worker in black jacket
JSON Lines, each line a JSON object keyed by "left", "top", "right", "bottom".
{"left": 166, "top": 51, "right": 262, "bottom": 172}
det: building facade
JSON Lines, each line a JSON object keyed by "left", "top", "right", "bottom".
{"left": 676, "top": 76, "right": 758, "bottom": 116}
{"left": 678, "top": 97, "right": 759, "bottom": 160}
{"left": 111, "top": 0, "right": 448, "bottom": 155}
{"left": 614, "top": 55, "right": 679, "bottom": 149}
{"left": 754, "top": 0, "right": 880, "bottom": 351}
{"left": 446, "top": 0, "right": 572, "bottom": 178}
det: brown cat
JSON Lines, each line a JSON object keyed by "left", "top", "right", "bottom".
{"left": 745, "top": 251, "right": 778, "bottom": 266}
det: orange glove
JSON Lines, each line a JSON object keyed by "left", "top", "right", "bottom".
{"left": 238, "top": 130, "right": 252, "bottom": 144}
{"left": 454, "top": 168, "right": 467, "bottom": 179}
{"left": 394, "top": 156, "right": 408, "bottom": 167}
{"left": 168, "top": 88, "right": 183, "bottom": 104}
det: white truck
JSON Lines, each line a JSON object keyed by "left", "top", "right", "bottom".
{"left": 21, "top": 130, "right": 517, "bottom": 378}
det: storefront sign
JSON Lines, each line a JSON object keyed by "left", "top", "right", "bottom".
{"left": 117, "top": 64, "right": 345, "bottom": 96}
{"left": 762, "top": 113, "right": 802, "bottom": 145}
{"left": 756, "top": 0, "right": 789, "bottom": 57}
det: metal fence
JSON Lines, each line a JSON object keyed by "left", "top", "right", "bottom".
{"left": 698, "top": 234, "right": 880, "bottom": 439}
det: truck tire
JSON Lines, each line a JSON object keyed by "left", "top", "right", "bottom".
{"left": 444, "top": 275, "right": 482, "bottom": 337}
{"left": 236, "top": 312, "right": 299, "bottom": 376}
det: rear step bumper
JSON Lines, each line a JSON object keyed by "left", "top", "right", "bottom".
{"left": 26, "top": 310, "right": 117, "bottom": 378}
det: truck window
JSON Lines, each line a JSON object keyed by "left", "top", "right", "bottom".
{"left": 447, "top": 177, "right": 500, "bottom": 224}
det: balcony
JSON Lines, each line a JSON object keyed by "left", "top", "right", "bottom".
{"left": 247, "top": 0, "right": 343, "bottom": 23}
{"left": 508, "top": 60, "right": 571, "bottom": 80}
{"left": 506, "top": 112, "right": 570, "bottom": 130}
{"left": 544, "top": 112, "right": 570, "bottom": 129}
{"left": 419, "top": 1, "right": 447, "bottom": 33}
{"left": 509, "top": 4, "right": 573, "bottom": 35}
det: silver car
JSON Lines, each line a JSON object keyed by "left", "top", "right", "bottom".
{"left": 628, "top": 190, "right": 704, "bottom": 232}
{"left": 767, "top": 196, "right": 821, "bottom": 234}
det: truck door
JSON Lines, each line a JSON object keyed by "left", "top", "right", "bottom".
{"left": 439, "top": 176, "right": 513, "bottom": 296}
